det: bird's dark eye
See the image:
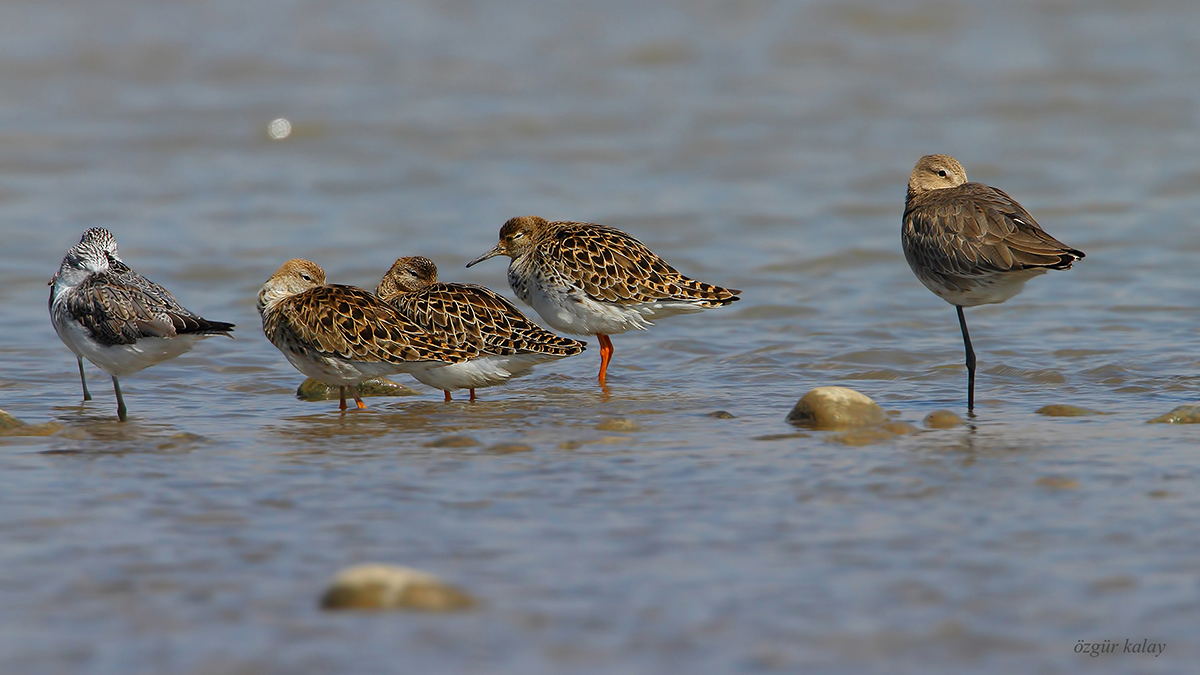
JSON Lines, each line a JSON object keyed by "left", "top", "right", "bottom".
{"left": 512, "top": 232, "right": 524, "bottom": 240}
{"left": 300, "top": 273, "right": 312, "bottom": 281}
{"left": 937, "top": 169, "right": 948, "bottom": 177}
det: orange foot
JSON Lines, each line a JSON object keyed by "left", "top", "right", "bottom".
{"left": 597, "top": 334, "right": 614, "bottom": 386}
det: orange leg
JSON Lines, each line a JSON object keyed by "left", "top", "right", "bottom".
{"left": 338, "top": 386, "right": 348, "bottom": 411}
{"left": 444, "top": 390, "right": 453, "bottom": 402}
{"left": 469, "top": 388, "right": 477, "bottom": 402}
{"left": 351, "top": 386, "right": 367, "bottom": 409}
{"left": 597, "top": 334, "right": 614, "bottom": 386}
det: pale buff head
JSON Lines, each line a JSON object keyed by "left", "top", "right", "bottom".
{"left": 258, "top": 258, "right": 326, "bottom": 314}
{"left": 377, "top": 256, "right": 438, "bottom": 298}
{"left": 465, "top": 215, "right": 549, "bottom": 267}
{"left": 908, "top": 154, "right": 968, "bottom": 195}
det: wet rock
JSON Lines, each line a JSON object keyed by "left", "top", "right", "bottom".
{"left": 786, "top": 387, "right": 886, "bottom": 430}
{"left": 1036, "top": 404, "right": 1106, "bottom": 417}
{"left": 752, "top": 432, "right": 811, "bottom": 441}
{"left": 0, "top": 409, "right": 25, "bottom": 432}
{"left": 155, "top": 432, "right": 209, "bottom": 451}
{"left": 1146, "top": 405, "right": 1200, "bottom": 424}
{"left": 1035, "top": 475, "right": 1079, "bottom": 490}
{"left": 923, "top": 410, "right": 964, "bottom": 429}
{"left": 0, "top": 410, "right": 62, "bottom": 437}
{"left": 424, "top": 435, "right": 480, "bottom": 448}
{"left": 296, "top": 377, "right": 418, "bottom": 402}
{"left": 826, "top": 428, "right": 899, "bottom": 446}
{"left": 2, "top": 422, "right": 63, "bottom": 437}
{"left": 706, "top": 411, "right": 736, "bottom": 419}
{"left": 486, "top": 443, "right": 533, "bottom": 454}
{"left": 882, "top": 421, "right": 920, "bottom": 435}
{"left": 596, "top": 418, "right": 641, "bottom": 432}
{"left": 557, "top": 440, "right": 585, "bottom": 450}
{"left": 320, "top": 564, "right": 476, "bottom": 612}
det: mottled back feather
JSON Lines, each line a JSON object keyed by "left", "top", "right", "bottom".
{"left": 532, "top": 221, "right": 741, "bottom": 306}
{"left": 263, "top": 284, "right": 477, "bottom": 365}
{"left": 66, "top": 272, "right": 234, "bottom": 347}
{"left": 903, "top": 182, "right": 1084, "bottom": 279}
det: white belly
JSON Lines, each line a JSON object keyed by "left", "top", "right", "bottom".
{"left": 53, "top": 316, "right": 204, "bottom": 378}
{"left": 282, "top": 350, "right": 406, "bottom": 388}
{"left": 410, "top": 352, "right": 564, "bottom": 392}
{"left": 523, "top": 283, "right": 708, "bottom": 337}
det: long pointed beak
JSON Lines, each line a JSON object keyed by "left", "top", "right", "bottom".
{"left": 466, "top": 243, "right": 505, "bottom": 268}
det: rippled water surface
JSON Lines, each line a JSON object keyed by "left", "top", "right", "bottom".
{"left": 3, "top": 0, "right": 1200, "bottom": 672}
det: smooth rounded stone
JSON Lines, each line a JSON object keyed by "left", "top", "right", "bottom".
{"left": 786, "top": 386, "right": 887, "bottom": 430}
{"left": 1, "top": 422, "right": 64, "bottom": 437}
{"left": 826, "top": 428, "right": 899, "bottom": 446}
{"left": 1036, "top": 404, "right": 1106, "bottom": 417}
{"left": 295, "top": 377, "right": 418, "bottom": 402}
{"left": 923, "top": 410, "right": 965, "bottom": 429}
{"left": 706, "top": 410, "right": 736, "bottom": 419}
{"left": 1146, "top": 405, "right": 1200, "bottom": 424}
{"left": 557, "top": 440, "right": 585, "bottom": 450}
{"left": 0, "top": 409, "right": 25, "bottom": 432}
{"left": 486, "top": 443, "right": 533, "bottom": 454}
{"left": 596, "top": 418, "right": 641, "bottom": 432}
{"left": 882, "top": 421, "right": 920, "bottom": 435}
{"left": 1035, "top": 475, "right": 1079, "bottom": 490}
{"left": 320, "top": 564, "right": 476, "bottom": 612}
{"left": 424, "top": 435, "right": 480, "bottom": 448}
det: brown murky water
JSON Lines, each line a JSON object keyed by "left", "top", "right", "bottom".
{"left": 2, "top": 0, "right": 1200, "bottom": 672}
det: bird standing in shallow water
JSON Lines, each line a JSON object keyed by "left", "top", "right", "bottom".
{"left": 258, "top": 259, "right": 477, "bottom": 410}
{"left": 377, "top": 256, "right": 585, "bottom": 401}
{"left": 49, "top": 228, "right": 235, "bottom": 422}
{"left": 902, "top": 154, "right": 1085, "bottom": 411}
{"left": 466, "top": 216, "right": 740, "bottom": 386}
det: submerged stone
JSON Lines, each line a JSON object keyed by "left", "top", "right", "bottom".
{"left": 1035, "top": 475, "right": 1079, "bottom": 490}
{"left": 1146, "top": 405, "right": 1200, "bottom": 424}
{"left": 0, "top": 409, "right": 62, "bottom": 437}
{"left": 923, "top": 410, "right": 965, "bottom": 429}
{"left": 320, "top": 564, "right": 476, "bottom": 612}
{"left": 296, "top": 377, "right": 418, "bottom": 402}
{"left": 706, "top": 410, "right": 736, "bottom": 419}
{"left": 596, "top": 418, "right": 641, "bottom": 432}
{"left": 1036, "top": 404, "right": 1106, "bottom": 417}
{"left": 786, "top": 386, "right": 886, "bottom": 430}
{"left": 826, "top": 428, "right": 899, "bottom": 446}
{"left": 752, "top": 432, "right": 811, "bottom": 441}
{"left": 0, "top": 409, "right": 25, "bottom": 432}
{"left": 486, "top": 443, "right": 533, "bottom": 454}
{"left": 424, "top": 435, "right": 480, "bottom": 448}
{"left": 882, "top": 421, "right": 920, "bottom": 435}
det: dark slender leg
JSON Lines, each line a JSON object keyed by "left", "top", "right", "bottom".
{"left": 469, "top": 388, "right": 477, "bottom": 402}
{"left": 597, "top": 334, "right": 614, "bottom": 386}
{"left": 339, "top": 386, "right": 348, "bottom": 411}
{"left": 350, "top": 386, "right": 366, "bottom": 409}
{"left": 444, "top": 390, "right": 452, "bottom": 402}
{"left": 112, "top": 376, "right": 127, "bottom": 422}
{"left": 956, "top": 306, "right": 976, "bottom": 411}
{"left": 78, "top": 357, "right": 91, "bottom": 401}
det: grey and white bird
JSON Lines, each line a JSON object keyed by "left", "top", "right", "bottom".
{"left": 49, "top": 228, "right": 235, "bottom": 421}
{"left": 902, "top": 154, "right": 1084, "bottom": 411}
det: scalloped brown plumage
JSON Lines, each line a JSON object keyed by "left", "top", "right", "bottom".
{"left": 466, "top": 216, "right": 740, "bottom": 386}
{"left": 378, "top": 256, "right": 585, "bottom": 401}
{"left": 258, "top": 259, "right": 478, "bottom": 409}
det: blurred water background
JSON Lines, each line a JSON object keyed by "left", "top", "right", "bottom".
{"left": 2, "top": 0, "right": 1200, "bottom": 672}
